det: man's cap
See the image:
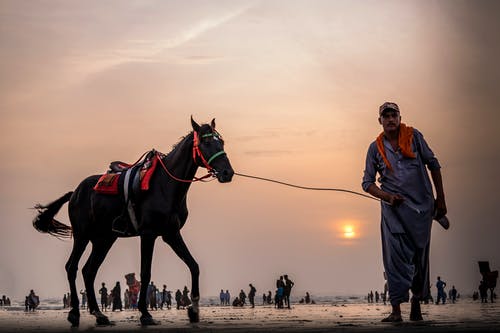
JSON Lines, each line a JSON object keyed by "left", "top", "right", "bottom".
{"left": 379, "top": 102, "right": 400, "bottom": 115}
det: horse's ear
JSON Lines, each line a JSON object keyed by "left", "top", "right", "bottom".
{"left": 211, "top": 118, "right": 216, "bottom": 129}
{"left": 191, "top": 115, "right": 200, "bottom": 132}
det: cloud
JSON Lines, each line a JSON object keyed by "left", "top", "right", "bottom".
{"left": 69, "top": 4, "right": 253, "bottom": 77}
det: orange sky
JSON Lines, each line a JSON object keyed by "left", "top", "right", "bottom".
{"left": 1, "top": 1, "right": 499, "bottom": 301}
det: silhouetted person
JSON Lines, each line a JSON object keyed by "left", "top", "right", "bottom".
{"left": 220, "top": 289, "right": 225, "bottom": 306}
{"left": 305, "top": 292, "right": 311, "bottom": 304}
{"left": 80, "top": 290, "right": 87, "bottom": 309}
{"left": 479, "top": 280, "right": 489, "bottom": 303}
{"left": 450, "top": 285, "right": 457, "bottom": 303}
{"left": 99, "top": 283, "right": 108, "bottom": 312}
{"left": 28, "top": 289, "right": 39, "bottom": 311}
{"left": 166, "top": 289, "right": 172, "bottom": 309}
{"left": 124, "top": 289, "right": 130, "bottom": 309}
{"left": 147, "top": 281, "right": 157, "bottom": 310}
{"left": 276, "top": 276, "right": 285, "bottom": 309}
{"left": 112, "top": 281, "right": 122, "bottom": 311}
{"left": 436, "top": 276, "right": 447, "bottom": 304}
{"left": 175, "top": 289, "right": 182, "bottom": 309}
{"left": 239, "top": 289, "right": 246, "bottom": 306}
{"left": 232, "top": 296, "right": 243, "bottom": 307}
{"left": 161, "top": 285, "right": 168, "bottom": 309}
{"left": 182, "top": 286, "right": 191, "bottom": 307}
{"left": 248, "top": 284, "right": 256, "bottom": 308}
{"left": 284, "top": 274, "right": 294, "bottom": 308}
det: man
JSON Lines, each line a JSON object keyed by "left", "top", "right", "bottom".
{"left": 248, "top": 283, "right": 257, "bottom": 308}
{"left": 436, "top": 276, "right": 447, "bottom": 304}
{"left": 450, "top": 285, "right": 458, "bottom": 303}
{"left": 284, "top": 274, "right": 294, "bottom": 309}
{"left": 362, "top": 101, "right": 448, "bottom": 322}
{"left": 99, "top": 283, "right": 108, "bottom": 312}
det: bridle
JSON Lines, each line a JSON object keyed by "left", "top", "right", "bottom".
{"left": 157, "top": 130, "right": 227, "bottom": 183}
{"left": 192, "top": 131, "right": 226, "bottom": 171}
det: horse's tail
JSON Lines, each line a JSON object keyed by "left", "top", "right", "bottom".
{"left": 32, "top": 191, "right": 73, "bottom": 239}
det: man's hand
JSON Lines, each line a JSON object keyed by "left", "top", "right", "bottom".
{"left": 386, "top": 193, "right": 405, "bottom": 206}
{"left": 366, "top": 184, "right": 404, "bottom": 206}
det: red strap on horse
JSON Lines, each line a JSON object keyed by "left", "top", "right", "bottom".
{"left": 156, "top": 151, "right": 213, "bottom": 183}
{"left": 192, "top": 131, "right": 214, "bottom": 171}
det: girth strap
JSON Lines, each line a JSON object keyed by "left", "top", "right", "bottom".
{"left": 123, "top": 167, "right": 139, "bottom": 232}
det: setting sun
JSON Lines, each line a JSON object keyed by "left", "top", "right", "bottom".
{"left": 329, "top": 220, "right": 360, "bottom": 241}
{"left": 343, "top": 225, "right": 356, "bottom": 239}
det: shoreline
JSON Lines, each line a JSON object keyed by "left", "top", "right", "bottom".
{"left": 1, "top": 300, "right": 499, "bottom": 332}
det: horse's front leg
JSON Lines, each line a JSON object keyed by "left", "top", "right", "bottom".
{"left": 138, "top": 234, "right": 160, "bottom": 326}
{"left": 163, "top": 232, "right": 200, "bottom": 323}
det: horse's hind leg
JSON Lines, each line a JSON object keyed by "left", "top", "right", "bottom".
{"left": 81, "top": 237, "right": 116, "bottom": 326}
{"left": 65, "top": 238, "right": 89, "bottom": 327}
{"left": 138, "top": 235, "right": 160, "bottom": 326}
{"left": 163, "top": 232, "right": 200, "bottom": 323}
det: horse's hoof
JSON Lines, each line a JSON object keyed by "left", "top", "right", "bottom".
{"left": 188, "top": 306, "right": 199, "bottom": 323}
{"left": 140, "top": 315, "right": 160, "bottom": 326}
{"left": 95, "top": 315, "right": 114, "bottom": 326}
{"left": 67, "top": 310, "right": 80, "bottom": 327}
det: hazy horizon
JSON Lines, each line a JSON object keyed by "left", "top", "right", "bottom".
{"left": 1, "top": 0, "right": 499, "bottom": 302}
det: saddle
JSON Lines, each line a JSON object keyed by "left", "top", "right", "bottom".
{"left": 94, "top": 150, "right": 159, "bottom": 195}
{"left": 93, "top": 150, "right": 161, "bottom": 236}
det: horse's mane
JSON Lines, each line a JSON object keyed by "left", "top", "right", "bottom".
{"left": 171, "top": 132, "right": 194, "bottom": 152}
{"left": 166, "top": 124, "right": 213, "bottom": 157}
{"left": 162, "top": 131, "right": 194, "bottom": 163}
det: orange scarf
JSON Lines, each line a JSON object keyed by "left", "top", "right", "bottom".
{"left": 376, "top": 123, "right": 415, "bottom": 171}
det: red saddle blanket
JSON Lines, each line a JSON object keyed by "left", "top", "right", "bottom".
{"left": 93, "top": 153, "right": 159, "bottom": 195}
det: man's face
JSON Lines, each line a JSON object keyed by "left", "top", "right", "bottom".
{"left": 379, "top": 109, "right": 401, "bottom": 132}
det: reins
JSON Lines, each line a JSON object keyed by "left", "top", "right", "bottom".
{"left": 234, "top": 172, "right": 379, "bottom": 201}
{"left": 156, "top": 153, "right": 214, "bottom": 183}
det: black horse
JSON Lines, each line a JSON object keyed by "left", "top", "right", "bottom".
{"left": 33, "top": 117, "right": 234, "bottom": 327}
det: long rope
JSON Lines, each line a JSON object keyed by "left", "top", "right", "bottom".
{"left": 234, "top": 172, "right": 379, "bottom": 202}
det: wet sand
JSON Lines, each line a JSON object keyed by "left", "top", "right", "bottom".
{"left": 1, "top": 300, "right": 499, "bottom": 332}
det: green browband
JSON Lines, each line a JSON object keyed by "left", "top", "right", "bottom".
{"left": 202, "top": 133, "right": 220, "bottom": 139}
{"left": 207, "top": 150, "right": 226, "bottom": 165}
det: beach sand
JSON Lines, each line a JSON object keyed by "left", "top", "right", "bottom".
{"left": 1, "top": 300, "right": 499, "bottom": 332}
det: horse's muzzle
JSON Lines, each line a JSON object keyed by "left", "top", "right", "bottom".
{"left": 216, "top": 168, "right": 234, "bottom": 183}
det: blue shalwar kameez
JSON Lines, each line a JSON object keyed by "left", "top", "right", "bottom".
{"left": 362, "top": 128, "right": 441, "bottom": 306}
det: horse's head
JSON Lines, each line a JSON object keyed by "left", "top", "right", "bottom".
{"left": 191, "top": 116, "right": 234, "bottom": 183}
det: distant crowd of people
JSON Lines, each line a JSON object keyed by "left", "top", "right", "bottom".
{"left": 0, "top": 295, "right": 11, "bottom": 307}
{"left": 57, "top": 279, "right": 189, "bottom": 312}
{"left": 225, "top": 274, "right": 295, "bottom": 309}
{"left": 96, "top": 281, "right": 178, "bottom": 312}
{"left": 473, "top": 279, "right": 497, "bottom": 303}
{"left": 10, "top": 269, "right": 497, "bottom": 312}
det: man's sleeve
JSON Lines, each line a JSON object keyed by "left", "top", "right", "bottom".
{"left": 414, "top": 129, "right": 441, "bottom": 170}
{"left": 362, "top": 143, "right": 377, "bottom": 192}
